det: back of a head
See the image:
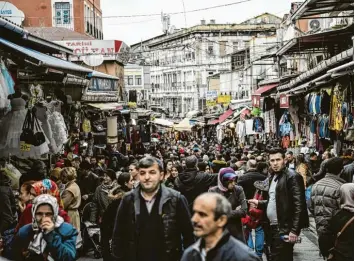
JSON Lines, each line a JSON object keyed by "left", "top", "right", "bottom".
{"left": 117, "top": 172, "right": 131, "bottom": 190}
{"left": 339, "top": 183, "right": 354, "bottom": 211}
{"left": 186, "top": 155, "right": 198, "bottom": 169}
{"left": 325, "top": 157, "right": 343, "bottom": 175}
{"left": 197, "top": 161, "right": 207, "bottom": 172}
{"left": 246, "top": 159, "right": 257, "bottom": 171}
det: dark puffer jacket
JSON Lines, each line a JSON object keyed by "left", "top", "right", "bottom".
{"left": 0, "top": 174, "right": 16, "bottom": 233}
{"left": 112, "top": 185, "right": 195, "bottom": 261}
{"left": 258, "top": 168, "right": 309, "bottom": 236}
{"left": 174, "top": 169, "right": 217, "bottom": 209}
{"left": 310, "top": 174, "right": 346, "bottom": 235}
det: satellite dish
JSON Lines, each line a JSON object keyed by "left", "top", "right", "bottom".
{"left": 83, "top": 54, "right": 104, "bottom": 67}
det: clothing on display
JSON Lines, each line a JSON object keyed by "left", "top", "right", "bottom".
{"left": 329, "top": 85, "right": 344, "bottom": 131}
{"left": 252, "top": 117, "right": 264, "bottom": 133}
{"left": 236, "top": 120, "right": 246, "bottom": 143}
{"left": 0, "top": 97, "right": 50, "bottom": 158}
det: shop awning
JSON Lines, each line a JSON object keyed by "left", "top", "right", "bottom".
{"left": 219, "top": 109, "right": 234, "bottom": 124}
{"left": 277, "top": 47, "right": 353, "bottom": 91}
{"left": 88, "top": 103, "right": 124, "bottom": 111}
{"left": 152, "top": 118, "right": 174, "bottom": 128}
{"left": 0, "top": 37, "right": 92, "bottom": 77}
{"left": 208, "top": 118, "right": 220, "bottom": 125}
{"left": 92, "top": 70, "right": 119, "bottom": 80}
{"left": 253, "top": 84, "right": 278, "bottom": 96}
{"left": 290, "top": 0, "right": 353, "bottom": 21}
{"left": 276, "top": 24, "right": 353, "bottom": 56}
{"left": 174, "top": 118, "right": 192, "bottom": 132}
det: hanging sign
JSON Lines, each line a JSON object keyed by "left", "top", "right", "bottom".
{"left": 20, "top": 142, "right": 31, "bottom": 152}
{"left": 126, "top": 143, "right": 131, "bottom": 152}
{"left": 217, "top": 95, "right": 231, "bottom": 104}
{"left": 252, "top": 95, "right": 261, "bottom": 108}
{"left": 280, "top": 94, "right": 289, "bottom": 108}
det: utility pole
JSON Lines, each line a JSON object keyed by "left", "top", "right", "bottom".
{"left": 93, "top": 0, "right": 96, "bottom": 38}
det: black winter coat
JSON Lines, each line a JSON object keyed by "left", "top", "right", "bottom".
{"left": 174, "top": 169, "right": 217, "bottom": 209}
{"left": 181, "top": 230, "right": 260, "bottom": 261}
{"left": 209, "top": 185, "right": 247, "bottom": 242}
{"left": 327, "top": 209, "right": 354, "bottom": 261}
{"left": 0, "top": 174, "right": 16, "bottom": 233}
{"left": 237, "top": 170, "right": 266, "bottom": 200}
{"left": 111, "top": 185, "right": 195, "bottom": 261}
{"left": 310, "top": 174, "right": 346, "bottom": 235}
{"left": 258, "top": 168, "right": 309, "bottom": 235}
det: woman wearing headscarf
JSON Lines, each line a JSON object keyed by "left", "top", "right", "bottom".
{"left": 16, "top": 179, "right": 70, "bottom": 232}
{"left": 327, "top": 183, "right": 354, "bottom": 261}
{"left": 208, "top": 167, "right": 247, "bottom": 242}
{"left": 89, "top": 169, "right": 116, "bottom": 224}
{"left": 12, "top": 194, "right": 77, "bottom": 261}
{"left": 101, "top": 172, "right": 134, "bottom": 260}
{"left": 60, "top": 167, "right": 81, "bottom": 233}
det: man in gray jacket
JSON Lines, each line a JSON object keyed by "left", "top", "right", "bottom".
{"left": 310, "top": 157, "right": 346, "bottom": 258}
{"left": 181, "top": 192, "right": 260, "bottom": 261}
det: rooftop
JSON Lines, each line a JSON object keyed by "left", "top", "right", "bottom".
{"left": 25, "top": 27, "right": 94, "bottom": 41}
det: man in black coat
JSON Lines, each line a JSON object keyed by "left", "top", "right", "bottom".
{"left": 181, "top": 192, "right": 260, "bottom": 261}
{"left": 249, "top": 148, "right": 308, "bottom": 261}
{"left": 237, "top": 159, "right": 267, "bottom": 200}
{"left": 174, "top": 155, "right": 218, "bottom": 209}
{"left": 112, "top": 156, "right": 195, "bottom": 261}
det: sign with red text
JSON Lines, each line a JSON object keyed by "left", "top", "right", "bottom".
{"left": 54, "top": 40, "right": 130, "bottom": 61}
{"left": 280, "top": 94, "right": 289, "bottom": 108}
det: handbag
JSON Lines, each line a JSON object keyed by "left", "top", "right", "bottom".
{"left": 20, "top": 110, "right": 35, "bottom": 145}
{"left": 32, "top": 113, "right": 46, "bottom": 147}
{"left": 327, "top": 216, "right": 354, "bottom": 260}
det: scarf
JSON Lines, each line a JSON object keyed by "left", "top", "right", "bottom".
{"left": 217, "top": 167, "right": 236, "bottom": 192}
{"left": 101, "top": 181, "right": 115, "bottom": 194}
{"left": 340, "top": 183, "right": 354, "bottom": 212}
{"left": 31, "top": 179, "right": 64, "bottom": 209}
{"left": 28, "top": 194, "right": 64, "bottom": 255}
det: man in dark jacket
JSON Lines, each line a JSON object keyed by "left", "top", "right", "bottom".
{"left": 0, "top": 170, "right": 16, "bottom": 234}
{"left": 112, "top": 156, "right": 195, "bottom": 261}
{"left": 312, "top": 151, "right": 332, "bottom": 183}
{"left": 237, "top": 159, "right": 267, "bottom": 200}
{"left": 249, "top": 148, "right": 308, "bottom": 261}
{"left": 181, "top": 192, "right": 259, "bottom": 261}
{"left": 341, "top": 162, "right": 354, "bottom": 183}
{"left": 310, "top": 157, "right": 346, "bottom": 258}
{"left": 175, "top": 155, "right": 218, "bottom": 209}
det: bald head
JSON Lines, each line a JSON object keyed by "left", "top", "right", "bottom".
{"left": 247, "top": 159, "right": 257, "bottom": 171}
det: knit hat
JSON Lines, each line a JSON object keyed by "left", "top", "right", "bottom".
{"left": 50, "top": 168, "right": 62, "bottom": 181}
{"left": 203, "top": 155, "right": 209, "bottom": 162}
{"left": 218, "top": 167, "right": 237, "bottom": 192}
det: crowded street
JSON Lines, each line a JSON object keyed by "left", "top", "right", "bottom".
{"left": 0, "top": 0, "right": 354, "bottom": 261}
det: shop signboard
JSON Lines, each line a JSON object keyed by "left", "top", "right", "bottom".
{"left": 217, "top": 95, "right": 231, "bottom": 104}
{"left": 54, "top": 40, "right": 130, "bottom": 61}
{"left": 206, "top": 100, "right": 217, "bottom": 107}
{"left": 280, "top": 94, "right": 289, "bottom": 108}
{"left": 252, "top": 95, "right": 261, "bottom": 108}
{"left": 0, "top": 2, "right": 25, "bottom": 25}
{"left": 206, "top": 90, "right": 218, "bottom": 107}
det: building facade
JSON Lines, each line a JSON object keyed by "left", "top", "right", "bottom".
{"left": 131, "top": 13, "right": 281, "bottom": 117}
{"left": 6, "top": 0, "right": 103, "bottom": 39}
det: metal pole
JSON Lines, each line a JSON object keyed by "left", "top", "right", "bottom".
{"left": 93, "top": 0, "right": 96, "bottom": 38}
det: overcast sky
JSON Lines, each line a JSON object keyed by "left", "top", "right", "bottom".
{"left": 101, "top": 0, "right": 295, "bottom": 46}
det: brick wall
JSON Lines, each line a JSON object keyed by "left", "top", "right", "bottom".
{"left": 7, "top": 0, "right": 52, "bottom": 27}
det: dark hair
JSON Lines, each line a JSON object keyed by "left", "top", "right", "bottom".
{"left": 138, "top": 157, "right": 164, "bottom": 172}
{"left": 20, "top": 180, "right": 36, "bottom": 194}
{"left": 286, "top": 151, "right": 293, "bottom": 156}
{"left": 268, "top": 148, "right": 285, "bottom": 158}
{"left": 197, "top": 161, "right": 207, "bottom": 172}
{"left": 117, "top": 172, "right": 131, "bottom": 191}
{"left": 80, "top": 161, "right": 92, "bottom": 170}
{"left": 296, "top": 154, "right": 306, "bottom": 164}
{"left": 325, "top": 157, "right": 343, "bottom": 175}
{"left": 256, "top": 162, "right": 269, "bottom": 174}
{"left": 172, "top": 164, "right": 183, "bottom": 173}
{"left": 216, "top": 154, "right": 223, "bottom": 160}
{"left": 130, "top": 161, "right": 139, "bottom": 170}
{"left": 310, "top": 152, "right": 317, "bottom": 158}
{"left": 185, "top": 155, "right": 198, "bottom": 169}
{"left": 105, "top": 169, "right": 116, "bottom": 181}
{"left": 230, "top": 163, "right": 238, "bottom": 171}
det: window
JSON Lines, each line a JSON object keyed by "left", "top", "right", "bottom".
{"left": 233, "top": 42, "right": 239, "bottom": 52}
{"left": 124, "top": 76, "right": 128, "bottom": 86}
{"left": 135, "top": 75, "right": 142, "bottom": 85}
{"left": 55, "top": 2, "right": 70, "bottom": 25}
{"left": 219, "top": 41, "right": 227, "bottom": 56}
{"left": 128, "top": 76, "right": 134, "bottom": 85}
{"left": 207, "top": 43, "right": 214, "bottom": 56}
